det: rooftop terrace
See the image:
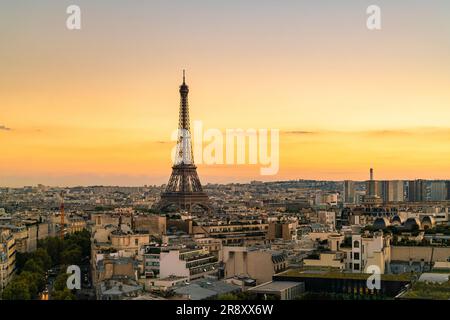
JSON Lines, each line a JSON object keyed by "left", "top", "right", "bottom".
{"left": 277, "top": 268, "right": 415, "bottom": 282}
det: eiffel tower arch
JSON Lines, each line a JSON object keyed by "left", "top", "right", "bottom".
{"left": 157, "top": 71, "right": 211, "bottom": 213}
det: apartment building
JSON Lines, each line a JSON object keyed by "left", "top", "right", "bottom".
{"left": 67, "top": 216, "right": 86, "bottom": 234}
{"left": 351, "top": 232, "right": 391, "bottom": 274}
{"left": 267, "top": 219, "right": 298, "bottom": 241}
{"left": 159, "top": 246, "right": 219, "bottom": 281}
{"left": 301, "top": 232, "right": 391, "bottom": 274}
{"left": 142, "top": 245, "right": 161, "bottom": 278}
{"left": 318, "top": 211, "right": 336, "bottom": 230}
{"left": 193, "top": 237, "right": 223, "bottom": 261}
{"left": 0, "top": 229, "right": 16, "bottom": 294}
{"left": 303, "top": 252, "right": 345, "bottom": 270}
{"left": 110, "top": 230, "right": 150, "bottom": 255}
{"left": 193, "top": 220, "right": 268, "bottom": 245}
{"left": 134, "top": 215, "right": 166, "bottom": 236}
{"left": 222, "top": 246, "right": 287, "bottom": 284}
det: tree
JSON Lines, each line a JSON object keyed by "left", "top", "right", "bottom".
{"left": 3, "top": 230, "right": 91, "bottom": 301}
{"left": 61, "top": 247, "right": 82, "bottom": 265}
{"left": 34, "top": 248, "right": 52, "bottom": 270}
{"left": 52, "top": 273, "right": 77, "bottom": 300}
{"left": 23, "top": 259, "right": 44, "bottom": 275}
{"left": 19, "top": 271, "right": 43, "bottom": 298}
{"left": 15, "top": 252, "right": 33, "bottom": 271}
{"left": 53, "top": 272, "right": 69, "bottom": 291}
{"left": 38, "top": 237, "right": 63, "bottom": 266}
{"left": 1, "top": 279, "right": 31, "bottom": 300}
{"left": 217, "top": 293, "right": 239, "bottom": 300}
{"left": 216, "top": 292, "right": 257, "bottom": 300}
{"left": 52, "top": 288, "right": 76, "bottom": 300}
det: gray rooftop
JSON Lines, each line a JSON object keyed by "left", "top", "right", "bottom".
{"left": 174, "top": 279, "right": 240, "bottom": 300}
{"left": 418, "top": 273, "right": 450, "bottom": 284}
{"left": 249, "top": 281, "right": 303, "bottom": 293}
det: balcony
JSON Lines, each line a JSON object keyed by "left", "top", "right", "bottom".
{"left": 189, "top": 263, "right": 218, "bottom": 276}
{"left": 186, "top": 257, "right": 218, "bottom": 269}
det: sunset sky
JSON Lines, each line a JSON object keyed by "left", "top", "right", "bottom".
{"left": 1, "top": 1, "right": 450, "bottom": 186}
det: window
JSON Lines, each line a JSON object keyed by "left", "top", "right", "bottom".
{"left": 354, "top": 253, "right": 360, "bottom": 260}
{"left": 354, "top": 263, "right": 360, "bottom": 270}
{"left": 353, "top": 241, "right": 360, "bottom": 248}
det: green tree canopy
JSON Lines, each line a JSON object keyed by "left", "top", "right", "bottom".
{"left": 1, "top": 279, "right": 31, "bottom": 300}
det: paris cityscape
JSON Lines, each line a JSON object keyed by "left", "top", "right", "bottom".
{"left": 1, "top": 1, "right": 450, "bottom": 310}
{"left": 1, "top": 74, "right": 450, "bottom": 302}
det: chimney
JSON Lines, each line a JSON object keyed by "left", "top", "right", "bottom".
{"left": 370, "top": 168, "right": 374, "bottom": 181}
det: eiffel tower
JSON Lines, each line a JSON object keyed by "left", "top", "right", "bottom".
{"left": 158, "top": 71, "right": 210, "bottom": 212}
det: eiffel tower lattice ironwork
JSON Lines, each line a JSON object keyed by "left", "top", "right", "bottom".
{"left": 158, "top": 71, "right": 210, "bottom": 212}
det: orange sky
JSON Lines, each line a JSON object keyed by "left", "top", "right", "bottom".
{"left": 1, "top": 1, "right": 450, "bottom": 186}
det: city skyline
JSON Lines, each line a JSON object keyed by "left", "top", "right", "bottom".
{"left": 3, "top": 1, "right": 450, "bottom": 307}
{"left": 2, "top": 1, "right": 450, "bottom": 186}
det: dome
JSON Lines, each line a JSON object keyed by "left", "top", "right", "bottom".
{"left": 373, "top": 217, "right": 390, "bottom": 230}
{"left": 404, "top": 217, "right": 421, "bottom": 230}
{"left": 420, "top": 216, "right": 436, "bottom": 230}
{"left": 391, "top": 215, "right": 405, "bottom": 226}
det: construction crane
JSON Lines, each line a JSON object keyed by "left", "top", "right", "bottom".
{"left": 58, "top": 191, "right": 65, "bottom": 240}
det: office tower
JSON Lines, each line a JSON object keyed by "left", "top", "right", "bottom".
{"left": 158, "top": 71, "right": 210, "bottom": 211}
{"left": 379, "top": 181, "right": 389, "bottom": 203}
{"left": 343, "top": 180, "right": 355, "bottom": 204}
{"left": 430, "top": 181, "right": 447, "bottom": 201}
{"left": 407, "top": 180, "right": 426, "bottom": 202}
{"left": 446, "top": 181, "right": 450, "bottom": 200}
{"left": 389, "top": 180, "right": 405, "bottom": 202}
{"left": 366, "top": 168, "right": 378, "bottom": 196}
{"left": 379, "top": 180, "right": 404, "bottom": 203}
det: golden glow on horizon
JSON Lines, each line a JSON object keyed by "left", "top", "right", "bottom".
{"left": 1, "top": 2, "right": 450, "bottom": 186}
{"left": 3, "top": 126, "right": 450, "bottom": 186}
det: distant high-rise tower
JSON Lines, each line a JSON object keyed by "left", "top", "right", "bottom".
{"left": 158, "top": 71, "right": 210, "bottom": 212}
{"left": 407, "top": 180, "right": 426, "bottom": 202}
{"left": 367, "top": 168, "right": 378, "bottom": 196}
{"left": 343, "top": 180, "right": 355, "bottom": 204}
{"left": 446, "top": 181, "right": 450, "bottom": 200}
{"left": 430, "top": 181, "right": 447, "bottom": 201}
{"left": 379, "top": 180, "right": 404, "bottom": 203}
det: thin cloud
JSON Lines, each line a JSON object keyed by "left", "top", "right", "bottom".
{"left": 363, "top": 129, "right": 410, "bottom": 137}
{"left": 283, "top": 130, "right": 318, "bottom": 135}
{"left": 283, "top": 127, "right": 450, "bottom": 137}
{"left": 0, "top": 125, "right": 12, "bottom": 131}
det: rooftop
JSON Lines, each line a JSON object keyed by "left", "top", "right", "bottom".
{"left": 249, "top": 281, "right": 302, "bottom": 292}
{"left": 277, "top": 268, "right": 415, "bottom": 282}
{"left": 174, "top": 279, "right": 240, "bottom": 300}
{"left": 158, "top": 275, "right": 188, "bottom": 282}
{"left": 400, "top": 280, "right": 450, "bottom": 300}
{"left": 418, "top": 273, "right": 450, "bottom": 284}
